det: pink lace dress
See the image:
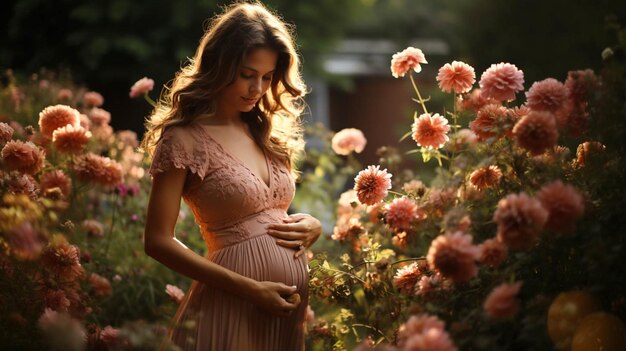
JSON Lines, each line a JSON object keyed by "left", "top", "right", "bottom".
{"left": 149, "top": 122, "right": 308, "bottom": 351}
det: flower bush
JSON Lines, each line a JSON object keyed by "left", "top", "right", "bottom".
{"left": 305, "top": 23, "right": 626, "bottom": 351}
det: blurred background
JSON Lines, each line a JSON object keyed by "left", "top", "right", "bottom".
{"left": 1, "top": 0, "right": 624, "bottom": 166}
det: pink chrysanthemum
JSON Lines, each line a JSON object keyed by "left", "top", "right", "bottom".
{"left": 91, "top": 124, "right": 114, "bottom": 142}
{"left": 42, "top": 243, "right": 84, "bottom": 282}
{"left": 82, "top": 219, "right": 105, "bottom": 237}
{"left": 398, "top": 314, "right": 445, "bottom": 343}
{"left": 493, "top": 193, "right": 548, "bottom": 250}
{"left": 564, "top": 69, "right": 599, "bottom": 105}
{"left": 38, "top": 308, "right": 87, "bottom": 350}
{"left": 536, "top": 180, "right": 585, "bottom": 233}
{"left": 73, "top": 153, "right": 123, "bottom": 188}
{"left": 332, "top": 217, "right": 365, "bottom": 241}
{"left": 575, "top": 141, "right": 605, "bottom": 167}
{"left": 4, "top": 221, "right": 43, "bottom": 260}
{"left": 43, "top": 289, "right": 71, "bottom": 312}
{"left": 89, "top": 273, "right": 112, "bottom": 297}
{"left": 57, "top": 89, "right": 73, "bottom": 101}
{"left": 38, "top": 104, "right": 80, "bottom": 137}
{"left": 83, "top": 91, "right": 104, "bottom": 107}
{"left": 165, "top": 284, "right": 185, "bottom": 304}
{"left": 469, "top": 104, "right": 509, "bottom": 141}
{"left": 426, "top": 232, "right": 481, "bottom": 283}
{"left": 509, "top": 105, "right": 531, "bottom": 119}
{"left": 117, "top": 130, "right": 138, "bottom": 148}
{"left": 393, "top": 261, "right": 428, "bottom": 295}
{"left": 402, "top": 179, "right": 426, "bottom": 197}
{"left": 354, "top": 165, "right": 392, "bottom": 205}
{"left": 89, "top": 107, "right": 111, "bottom": 125}
{"left": 412, "top": 113, "right": 451, "bottom": 149}
{"left": 483, "top": 281, "right": 523, "bottom": 319}
{"left": 469, "top": 165, "right": 502, "bottom": 190}
{"left": 456, "top": 88, "right": 496, "bottom": 112}
{"left": 40, "top": 170, "right": 71, "bottom": 197}
{"left": 7, "top": 172, "right": 39, "bottom": 199}
{"left": 525, "top": 78, "right": 569, "bottom": 113}
{"left": 391, "top": 47, "right": 428, "bottom": 78}
{"left": 52, "top": 124, "right": 92, "bottom": 154}
{"left": 437, "top": 61, "right": 476, "bottom": 94}
{"left": 479, "top": 63, "right": 525, "bottom": 102}
{"left": 331, "top": 128, "right": 367, "bottom": 155}
{"left": 99, "top": 326, "right": 121, "bottom": 346}
{"left": 129, "top": 77, "right": 155, "bottom": 98}
{"left": 386, "top": 197, "right": 419, "bottom": 231}
{"left": 404, "top": 328, "right": 458, "bottom": 351}
{"left": 479, "top": 238, "right": 508, "bottom": 267}
{"left": 417, "top": 275, "right": 444, "bottom": 297}
{"left": 447, "top": 129, "right": 478, "bottom": 151}
{"left": 0, "top": 122, "right": 14, "bottom": 144}
{"left": 1, "top": 140, "right": 45, "bottom": 174}
{"left": 513, "top": 110, "right": 559, "bottom": 156}
{"left": 79, "top": 114, "right": 91, "bottom": 130}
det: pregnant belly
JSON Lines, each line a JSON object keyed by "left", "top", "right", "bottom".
{"left": 207, "top": 234, "right": 309, "bottom": 290}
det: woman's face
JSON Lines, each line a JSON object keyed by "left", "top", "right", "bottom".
{"left": 217, "top": 47, "right": 278, "bottom": 116}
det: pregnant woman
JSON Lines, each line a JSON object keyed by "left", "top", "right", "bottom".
{"left": 141, "top": 2, "right": 321, "bottom": 350}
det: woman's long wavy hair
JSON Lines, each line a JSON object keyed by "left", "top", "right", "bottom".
{"left": 141, "top": 1, "right": 306, "bottom": 177}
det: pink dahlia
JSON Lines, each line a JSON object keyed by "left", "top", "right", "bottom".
{"left": 4, "top": 221, "right": 43, "bottom": 260}
{"left": 99, "top": 326, "right": 121, "bottom": 346}
{"left": 575, "top": 141, "right": 605, "bottom": 167}
{"left": 42, "top": 243, "right": 84, "bottom": 282}
{"left": 436, "top": 61, "right": 476, "bottom": 94}
{"left": 331, "top": 128, "right": 367, "bottom": 155}
{"left": 469, "top": 103, "right": 509, "bottom": 141}
{"left": 525, "top": 78, "right": 569, "bottom": 113}
{"left": 73, "top": 153, "right": 123, "bottom": 188}
{"left": 7, "top": 172, "right": 39, "bottom": 199}
{"left": 116, "top": 130, "right": 138, "bottom": 148}
{"left": 386, "top": 197, "right": 419, "bottom": 231}
{"left": 494, "top": 193, "right": 548, "bottom": 250}
{"left": 509, "top": 105, "right": 531, "bottom": 119}
{"left": 165, "top": 284, "right": 185, "bottom": 304}
{"left": 52, "top": 124, "right": 92, "bottom": 154}
{"left": 129, "top": 77, "right": 155, "bottom": 98}
{"left": 398, "top": 314, "right": 445, "bottom": 344}
{"left": 89, "top": 107, "right": 111, "bottom": 125}
{"left": 38, "top": 104, "right": 80, "bottom": 137}
{"left": 0, "top": 122, "right": 14, "bottom": 144}
{"left": 40, "top": 170, "right": 71, "bottom": 197}
{"left": 91, "top": 124, "right": 114, "bottom": 142}
{"left": 417, "top": 275, "right": 446, "bottom": 297}
{"left": 448, "top": 129, "right": 478, "bottom": 151}
{"left": 89, "top": 273, "right": 112, "bottom": 297}
{"left": 37, "top": 308, "right": 87, "bottom": 351}
{"left": 82, "top": 219, "right": 105, "bottom": 237}
{"left": 412, "top": 113, "right": 451, "bottom": 149}
{"left": 354, "top": 165, "right": 392, "bottom": 205}
{"left": 404, "top": 328, "right": 458, "bottom": 351}
{"left": 479, "top": 238, "right": 508, "bottom": 267}
{"left": 391, "top": 47, "right": 428, "bottom": 78}
{"left": 42, "top": 289, "right": 71, "bottom": 312}
{"left": 456, "top": 88, "right": 496, "bottom": 112}
{"left": 426, "top": 232, "right": 481, "bottom": 283}
{"left": 57, "top": 89, "right": 73, "bottom": 101}
{"left": 536, "top": 180, "right": 585, "bottom": 233}
{"left": 402, "top": 179, "right": 426, "bottom": 197}
{"left": 469, "top": 165, "right": 502, "bottom": 190}
{"left": 479, "top": 62, "right": 525, "bottom": 102}
{"left": 483, "top": 281, "right": 523, "bottom": 319}
{"left": 83, "top": 91, "right": 104, "bottom": 107}
{"left": 513, "top": 110, "right": 559, "bottom": 155}
{"left": 564, "top": 69, "right": 599, "bottom": 105}
{"left": 393, "top": 261, "right": 428, "bottom": 295}
{"left": 79, "top": 114, "right": 91, "bottom": 130}
{"left": 332, "top": 217, "right": 365, "bottom": 241}
{"left": 1, "top": 140, "right": 45, "bottom": 174}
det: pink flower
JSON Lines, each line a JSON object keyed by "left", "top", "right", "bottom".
{"left": 117, "top": 130, "right": 139, "bottom": 148}
{"left": 57, "top": 89, "right": 73, "bottom": 101}
{"left": 575, "top": 141, "right": 605, "bottom": 167}
{"left": 447, "top": 129, "right": 478, "bottom": 151}
{"left": 0, "top": 122, "right": 14, "bottom": 144}
{"left": 398, "top": 314, "right": 445, "bottom": 343}
{"left": 89, "top": 107, "right": 111, "bottom": 125}
{"left": 332, "top": 217, "right": 365, "bottom": 241}
{"left": 564, "top": 69, "right": 599, "bottom": 105}
{"left": 1, "top": 140, "right": 45, "bottom": 174}
{"left": 536, "top": 180, "right": 585, "bottom": 233}
{"left": 81, "top": 219, "right": 105, "bottom": 237}
{"left": 7, "top": 172, "right": 39, "bottom": 199}
{"left": 386, "top": 197, "right": 420, "bottom": 231}
{"left": 436, "top": 61, "right": 476, "bottom": 94}
{"left": 412, "top": 113, "right": 451, "bottom": 149}
{"left": 38, "top": 308, "right": 87, "bottom": 351}
{"left": 42, "top": 289, "right": 71, "bottom": 312}
{"left": 469, "top": 104, "right": 509, "bottom": 141}
{"left": 79, "top": 114, "right": 91, "bottom": 130}
{"left": 42, "top": 243, "right": 84, "bottom": 281}
{"left": 525, "top": 78, "right": 569, "bottom": 113}
{"left": 52, "top": 124, "right": 92, "bottom": 154}
{"left": 456, "top": 88, "right": 496, "bottom": 112}
{"left": 4, "top": 221, "right": 43, "bottom": 260}
{"left": 129, "top": 77, "right": 155, "bottom": 98}
{"left": 469, "top": 165, "right": 502, "bottom": 190}
{"left": 391, "top": 47, "right": 428, "bottom": 78}
{"left": 83, "top": 91, "right": 104, "bottom": 107}
{"left": 91, "top": 124, "right": 114, "bottom": 142}
{"left": 331, "top": 128, "right": 367, "bottom": 155}
{"left": 73, "top": 153, "right": 123, "bottom": 188}
{"left": 354, "top": 165, "right": 392, "bottom": 205}
{"left": 493, "top": 193, "right": 548, "bottom": 250}
{"left": 38, "top": 104, "right": 80, "bottom": 137}
{"left": 89, "top": 273, "right": 112, "bottom": 297}
{"left": 417, "top": 275, "right": 443, "bottom": 297}
{"left": 404, "top": 328, "right": 458, "bottom": 351}
{"left": 426, "top": 232, "right": 480, "bottom": 283}
{"left": 40, "top": 170, "right": 72, "bottom": 197}
{"left": 402, "top": 179, "right": 426, "bottom": 197}
{"left": 513, "top": 110, "right": 559, "bottom": 155}
{"left": 393, "top": 261, "right": 428, "bottom": 295}
{"left": 165, "top": 284, "right": 185, "bottom": 304}
{"left": 483, "top": 281, "right": 523, "bottom": 319}
{"left": 479, "top": 238, "right": 508, "bottom": 267}
{"left": 99, "top": 325, "right": 121, "bottom": 346}
{"left": 479, "top": 63, "right": 525, "bottom": 101}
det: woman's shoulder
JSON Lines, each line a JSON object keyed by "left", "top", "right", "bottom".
{"left": 149, "top": 122, "right": 210, "bottom": 179}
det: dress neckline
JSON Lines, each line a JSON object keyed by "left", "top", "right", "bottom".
{"left": 194, "top": 122, "right": 272, "bottom": 189}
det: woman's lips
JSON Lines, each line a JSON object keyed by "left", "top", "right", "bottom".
{"left": 242, "top": 97, "right": 257, "bottom": 104}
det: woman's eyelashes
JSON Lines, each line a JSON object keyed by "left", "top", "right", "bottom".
{"left": 240, "top": 72, "right": 272, "bottom": 81}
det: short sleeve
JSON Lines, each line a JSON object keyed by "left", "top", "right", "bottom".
{"left": 148, "top": 126, "right": 208, "bottom": 179}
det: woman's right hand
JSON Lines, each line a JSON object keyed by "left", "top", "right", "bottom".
{"left": 249, "top": 281, "right": 301, "bottom": 317}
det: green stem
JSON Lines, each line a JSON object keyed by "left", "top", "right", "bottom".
{"left": 320, "top": 266, "right": 367, "bottom": 285}
{"left": 388, "top": 190, "right": 407, "bottom": 197}
{"left": 409, "top": 72, "right": 429, "bottom": 115}
{"left": 143, "top": 93, "right": 157, "bottom": 107}
{"left": 390, "top": 257, "right": 426, "bottom": 267}
{"left": 352, "top": 323, "right": 392, "bottom": 343}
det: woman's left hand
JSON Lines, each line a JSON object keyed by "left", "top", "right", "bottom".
{"left": 267, "top": 213, "right": 322, "bottom": 258}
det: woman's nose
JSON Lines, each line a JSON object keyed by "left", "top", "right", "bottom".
{"left": 250, "top": 78, "right": 262, "bottom": 94}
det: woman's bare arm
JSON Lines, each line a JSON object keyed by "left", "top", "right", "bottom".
{"left": 144, "top": 167, "right": 299, "bottom": 316}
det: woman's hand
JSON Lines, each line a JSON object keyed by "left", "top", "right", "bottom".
{"left": 267, "top": 213, "right": 322, "bottom": 258}
{"left": 248, "top": 281, "right": 301, "bottom": 317}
